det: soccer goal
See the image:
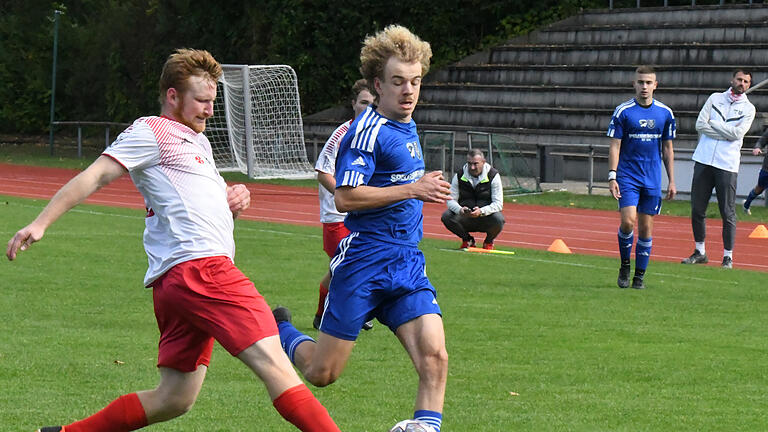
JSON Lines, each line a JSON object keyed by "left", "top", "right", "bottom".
{"left": 206, "top": 64, "right": 315, "bottom": 179}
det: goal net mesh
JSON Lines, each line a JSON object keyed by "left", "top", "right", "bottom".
{"left": 207, "top": 65, "right": 314, "bottom": 178}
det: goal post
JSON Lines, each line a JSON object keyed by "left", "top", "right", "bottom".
{"left": 206, "top": 64, "right": 315, "bottom": 179}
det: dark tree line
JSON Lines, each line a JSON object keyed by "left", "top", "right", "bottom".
{"left": 0, "top": 0, "right": 599, "bottom": 134}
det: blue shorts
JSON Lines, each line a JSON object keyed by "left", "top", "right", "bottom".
{"left": 618, "top": 179, "right": 662, "bottom": 215}
{"left": 757, "top": 169, "right": 768, "bottom": 189}
{"left": 322, "top": 233, "right": 441, "bottom": 340}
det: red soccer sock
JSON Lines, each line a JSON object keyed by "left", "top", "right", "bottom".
{"left": 273, "top": 384, "right": 340, "bottom": 432}
{"left": 65, "top": 393, "right": 148, "bottom": 432}
{"left": 316, "top": 283, "right": 329, "bottom": 317}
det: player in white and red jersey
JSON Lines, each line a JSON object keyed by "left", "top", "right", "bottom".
{"left": 6, "top": 49, "right": 339, "bottom": 432}
{"left": 312, "top": 78, "right": 374, "bottom": 329}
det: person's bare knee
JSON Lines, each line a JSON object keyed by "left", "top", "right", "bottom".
{"left": 139, "top": 367, "right": 205, "bottom": 424}
{"left": 303, "top": 364, "right": 340, "bottom": 387}
{"left": 415, "top": 347, "right": 448, "bottom": 386}
{"left": 298, "top": 332, "right": 354, "bottom": 387}
{"left": 155, "top": 391, "right": 197, "bottom": 419}
{"left": 237, "top": 336, "right": 303, "bottom": 399}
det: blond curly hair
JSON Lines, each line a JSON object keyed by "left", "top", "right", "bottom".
{"left": 359, "top": 25, "right": 432, "bottom": 94}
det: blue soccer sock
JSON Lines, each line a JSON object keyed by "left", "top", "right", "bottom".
{"left": 618, "top": 228, "right": 634, "bottom": 262}
{"left": 744, "top": 189, "right": 758, "bottom": 209}
{"left": 277, "top": 321, "right": 314, "bottom": 365}
{"left": 414, "top": 409, "right": 442, "bottom": 432}
{"left": 635, "top": 236, "right": 652, "bottom": 273}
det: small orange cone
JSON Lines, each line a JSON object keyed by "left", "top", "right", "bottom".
{"left": 749, "top": 224, "right": 768, "bottom": 239}
{"left": 547, "top": 239, "right": 572, "bottom": 254}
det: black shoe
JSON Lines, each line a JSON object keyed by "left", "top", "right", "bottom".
{"left": 272, "top": 306, "right": 292, "bottom": 323}
{"left": 37, "top": 428, "right": 62, "bottom": 432}
{"left": 631, "top": 275, "right": 645, "bottom": 289}
{"left": 362, "top": 320, "right": 374, "bottom": 331}
{"left": 312, "top": 314, "right": 322, "bottom": 330}
{"left": 681, "top": 250, "right": 708, "bottom": 264}
{"left": 617, "top": 264, "right": 631, "bottom": 288}
{"left": 722, "top": 256, "right": 733, "bottom": 269}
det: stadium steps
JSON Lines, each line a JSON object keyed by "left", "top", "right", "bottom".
{"left": 419, "top": 83, "right": 766, "bottom": 111}
{"left": 522, "top": 21, "right": 768, "bottom": 45}
{"left": 427, "top": 64, "right": 765, "bottom": 88}
{"left": 555, "top": 4, "right": 768, "bottom": 26}
{"left": 303, "top": 3, "right": 768, "bottom": 178}
{"left": 488, "top": 43, "right": 768, "bottom": 66}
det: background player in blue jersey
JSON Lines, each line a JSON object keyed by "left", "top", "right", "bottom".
{"left": 607, "top": 65, "right": 676, "bottom": 289}
{"left": 273, "top": 25, "right": 451, "bottom": 432}
{"left": 743, "top": 126, "right": 768, "bottom": 215}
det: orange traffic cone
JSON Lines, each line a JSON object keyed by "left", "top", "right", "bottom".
{"left": 547, "top": 239, "right": 572, "bottom": 254}
{"left": 749, "top": 224, "right": 768, "bottom": 239}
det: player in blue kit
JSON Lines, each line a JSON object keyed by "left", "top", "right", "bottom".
{"left": 607, "top": 65, "right": 676, "bottom": 289}
{"left": 272, "top": 25, "right": 451, "bottom": 432}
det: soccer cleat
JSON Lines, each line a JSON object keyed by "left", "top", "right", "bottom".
{"left": 362, "top": 320, "right": 374, "bottom": 331}
{"left": 722, "top": 256, "right": 733, "bottom": 269}
{"left": 272, "top": 306, "right": 292, "bottom": 323}
{"left": 312, "top": 314, "right": 322, "bottom": 330}
{"left": 631, "top": 275, "right": 646, "bottom": 289}
{"left": 617, "top": 264, "right": 631, "bottom": 288}
{"left": 459, "top": 237, "right": 476, "bottom": 249}
{"left": 37, "top": 428, "right": 63, "bottom": 432}
{"left": 743, "top": 202, "right": 752, "bottom": 215}
{"left": 482, "top": 242, "right": 494, "bottom": 250}
{"left": 681, "top": 250, "right": 708, "bottom": 264}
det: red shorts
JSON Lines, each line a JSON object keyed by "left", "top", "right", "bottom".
{"left": 150, "top": 256, "right": 278, "bottom": 372}
{"left": 322, "top": 222, "right": 350, "bottom": 257}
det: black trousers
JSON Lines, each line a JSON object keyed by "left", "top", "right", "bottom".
{"left": 440, "top": 209, "right": 505, "bottom": 244}
{"left": 690, "top": 161, "right": 738, "bottom": 251}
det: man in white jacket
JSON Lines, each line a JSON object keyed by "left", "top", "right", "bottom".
{"left": 682, "top": 69, "right": 755, "bottom": 269}
{"left": 441, "top": 149, "right": 505, "bottom": 250}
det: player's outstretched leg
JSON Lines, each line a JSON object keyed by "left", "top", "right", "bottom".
{"left": 38, "top": 393, "right": 148, "bottom": 432}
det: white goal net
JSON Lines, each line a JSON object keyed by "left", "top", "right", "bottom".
{"left": 206, "top": 64, "right": 315, "bottom": 179}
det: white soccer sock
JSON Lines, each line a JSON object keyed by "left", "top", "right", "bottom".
{"left": 695, "top": 242, "right": 706, "bottom": 255}
{"left": 723, "top": 249, "right": 733, "bottom": 258}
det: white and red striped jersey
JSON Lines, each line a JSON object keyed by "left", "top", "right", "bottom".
{"left": 314, "top": 120, "right": 350, "bottom": 223}
{"left": 103, "top": 116, "right": 234, "bottom": 286}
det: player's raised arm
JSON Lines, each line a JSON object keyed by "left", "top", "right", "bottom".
{"left": 335, "top": 170, "right": 450, "bottom": 212}
{"left": 6, "top": 155, "right": 126, "bottom": 260}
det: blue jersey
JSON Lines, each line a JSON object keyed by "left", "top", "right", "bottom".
{"left": 335, "top": 106, "right": 425, "bottom": 246}
{"left": 607, "top": 98, "right": 676, "bottom": 191}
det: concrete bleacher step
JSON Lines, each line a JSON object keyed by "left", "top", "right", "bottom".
{"left": 429, "top": 64, "right": 765, "bottom": 88}
{"left": 420, "top": 83, "right": 768, "bottom": 112}
{"left": 413, "top": 104, "right": 720, "bottom": 135}
{"left": 556, "top": 4, "right": 768, "bottom": 27}
{"left": 525, "top": 22, "right": 768, "bottom": 45}
{"left": 488, "top": 43, "right": 768, "bottom": 66}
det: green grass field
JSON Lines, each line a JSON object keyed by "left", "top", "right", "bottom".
{"left": 1, "top": 194, "right": 767, "bottom": 431}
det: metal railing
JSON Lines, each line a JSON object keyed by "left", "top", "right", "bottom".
{"left": 51, "top": 121, "right": 131, "bottom": 157}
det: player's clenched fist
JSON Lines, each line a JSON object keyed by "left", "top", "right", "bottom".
{"left": 226, "top": 184, "right": 251, "bottom": 218}
{"left": 414, "top": 171, "right": 451, "bottom": 203}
